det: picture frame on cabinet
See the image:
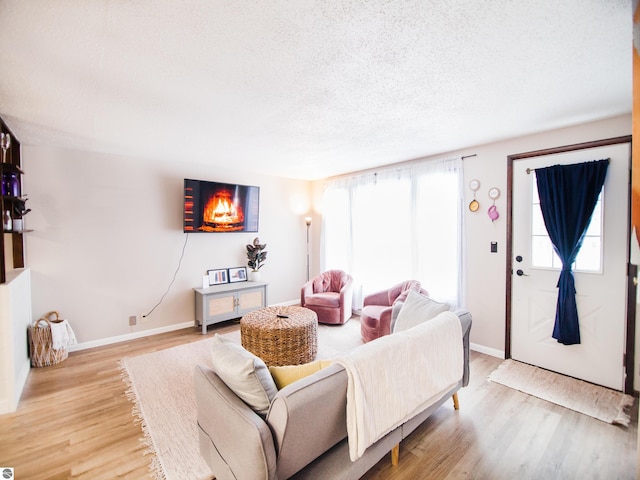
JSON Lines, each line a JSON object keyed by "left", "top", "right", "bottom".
{"left": 228, "top": 266, "right": 247, "bottom": 283}
{"left": 208, "top": 269, "right": 228, "bottom": 286}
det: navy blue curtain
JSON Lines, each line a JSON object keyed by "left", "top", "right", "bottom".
{"left": 535, "top": 159, "right": 609, "bottom": 345}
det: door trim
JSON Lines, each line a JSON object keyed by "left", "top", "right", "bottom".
{"left": 505, "top": 135, "right": 633, "bottom": 392}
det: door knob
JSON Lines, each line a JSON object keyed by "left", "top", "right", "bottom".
{"left": 516, "top": 269, "right": 529, "bottom": 277}
{"left": 515, "top": 255, "right": 523, "bottom": 262}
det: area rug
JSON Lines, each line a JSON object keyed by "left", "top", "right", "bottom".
{"left": 119, "top": 319, "right": 363, "bottom": 480}
{"left": 488, "top": 359, "right": 634, "bottom": 426}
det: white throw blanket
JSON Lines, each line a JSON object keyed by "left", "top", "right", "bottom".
{"left": 335, "top": 311, "right": 463, "bottom": 461}
{"left": 44, "top": 319, "right": 78, "bottom": 350}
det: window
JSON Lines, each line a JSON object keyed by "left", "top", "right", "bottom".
{"left": 530, "top": 174, "right": 603, "bottom": 273}
{"left": 322, "top": 157, "right": 464, "bottom": 307}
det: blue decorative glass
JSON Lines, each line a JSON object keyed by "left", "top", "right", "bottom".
{"left": 1, "top": 172, "right": 19, "bottom": 197}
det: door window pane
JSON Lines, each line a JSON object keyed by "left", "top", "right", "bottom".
{"left": 530, "top": 175, "right": 602, "bottom": 273}
{"left": 531, "top": 205, "right": 547, "bottom": 236}
{"left": 531, "top": 235, "right": 560, "bottom": 269}
{"left": 574, "top": 236, "right": 602, "bottom": 271}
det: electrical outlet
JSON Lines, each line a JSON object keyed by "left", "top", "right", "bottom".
{"left": 129, "top": 315, "right": 137, "bottom": 326}
{"left": 138, "top": 313, "right": 147, "bottom": 324}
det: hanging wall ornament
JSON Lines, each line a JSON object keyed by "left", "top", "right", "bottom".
{"left": 468, "top": 179, "right": 480, "bottom": 212}
{"left": 488, "top": 187, "right": 500, "bottom": 221}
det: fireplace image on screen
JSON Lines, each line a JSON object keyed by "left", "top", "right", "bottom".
{"left": 184, "top": 179, "right": 260, "bottom": 232}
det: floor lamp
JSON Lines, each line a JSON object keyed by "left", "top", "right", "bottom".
{"left": 305, "top": 216, "right": 312, "bottom": 281}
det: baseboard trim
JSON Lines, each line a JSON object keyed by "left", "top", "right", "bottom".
{"left": 470, "top": 342, "right": 505, "bottom": 359}
{"left": 68, "top": 321, "right": 195, "bottom": 352}
{"left": 68, "top": 299, "right": 300, "bottom": 352}
{"left": 277, "top": 299, "right": 299, "bottom": 307}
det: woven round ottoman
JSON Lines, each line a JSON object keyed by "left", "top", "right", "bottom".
{"left": 240, "top": 306, "right": 318, "bottom": 366}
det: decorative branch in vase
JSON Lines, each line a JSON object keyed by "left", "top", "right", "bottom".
{"left": 246, "top": 237, "right": 267, "bottom": 281}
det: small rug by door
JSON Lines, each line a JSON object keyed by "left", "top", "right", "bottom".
{"left": 488, "top": 359, "right": 634, "bottom": 426}
{"left": 119, "top": 320, "right": 363, "bottom": 480}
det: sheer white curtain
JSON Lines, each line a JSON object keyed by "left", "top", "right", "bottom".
{"left": 321, "top": 157, "right": 464, "bottom": 308}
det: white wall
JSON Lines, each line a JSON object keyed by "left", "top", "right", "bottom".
{"left": 20, "top": 114, "right": 633, "bottom": 358}
{"left": 22, "top": 147, "right": 312, "bottom": 345}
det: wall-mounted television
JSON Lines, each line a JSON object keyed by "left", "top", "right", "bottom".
{"left": 184, "top": 179, "right": 260, "bottom": 233}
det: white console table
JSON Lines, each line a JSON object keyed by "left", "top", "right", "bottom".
{"left": 194, "top": 281, "right": 268, "bottom": 334}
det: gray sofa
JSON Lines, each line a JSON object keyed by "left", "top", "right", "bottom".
{"left": 194, "top": 310, "right": 471, "bottom": 480}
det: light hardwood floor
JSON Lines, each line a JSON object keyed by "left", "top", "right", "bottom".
{"left": 0, "top": 322, "right": 636, "bottom": 480}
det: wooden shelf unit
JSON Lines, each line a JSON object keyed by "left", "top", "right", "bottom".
{"left": 0, "top": 118, "right": 25, "bottom": 284}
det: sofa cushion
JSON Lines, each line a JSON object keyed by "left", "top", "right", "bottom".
{"left": 269, "top": 360, "right": 333, "bottom": 389}
{"left": 304, "top": 292, "right": 340, "bottom": 307}
{"left": 361, "top": 305, "right": 388, "bottom": 325}
{"left": 210, "top": 334, "right": 278, "bottom": 416}
{"left": 392, "top": 290, "right": 450, "bottom": 333}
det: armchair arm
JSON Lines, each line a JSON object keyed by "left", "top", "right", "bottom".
{"left": 363, "top": 289, "right": 392, "bottom": 307}
{"left": 194, "top": 365, "right": 277, "bottom": 480}
{"left": 268, "top": 364, "right": 348, "bottom": 479}
{"left": 377, "top": 307, "right": 395, "bottom": 336}
{"left": 300, "top": 280, "right": 314, "bottom": 306}
{"left": 339, "top": 277, "right": 354, "bottom": 320}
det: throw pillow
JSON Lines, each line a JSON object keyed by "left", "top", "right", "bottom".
{"left": 269, "top": 360, "right": 333, "bottom": 390}
{"left": 210, "top": 334, "right": 278, "bottom": 416}
{"left": 392, "top": 290, "right": 450, "bottom": 333}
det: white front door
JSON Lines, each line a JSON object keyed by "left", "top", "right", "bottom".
{"left": 511, "top": 143, "right": 630, "bottom": 390}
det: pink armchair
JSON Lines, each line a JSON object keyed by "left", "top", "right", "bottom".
{"left": 301, "top": 270, "right": 354, "bottom": 324}
{"left": 360, "top": 280, "right": 428, "bottom": 342}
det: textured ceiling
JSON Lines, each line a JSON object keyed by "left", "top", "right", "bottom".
{"left": 0, "top": 1, "right": 631, "bottom": 180}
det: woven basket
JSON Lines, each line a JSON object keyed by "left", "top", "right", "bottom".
{"left": 29, "top": 311, "right": 69, "bottom": 367}
{"left": 241, "top": 306, "right": 318, "bottom": 366}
